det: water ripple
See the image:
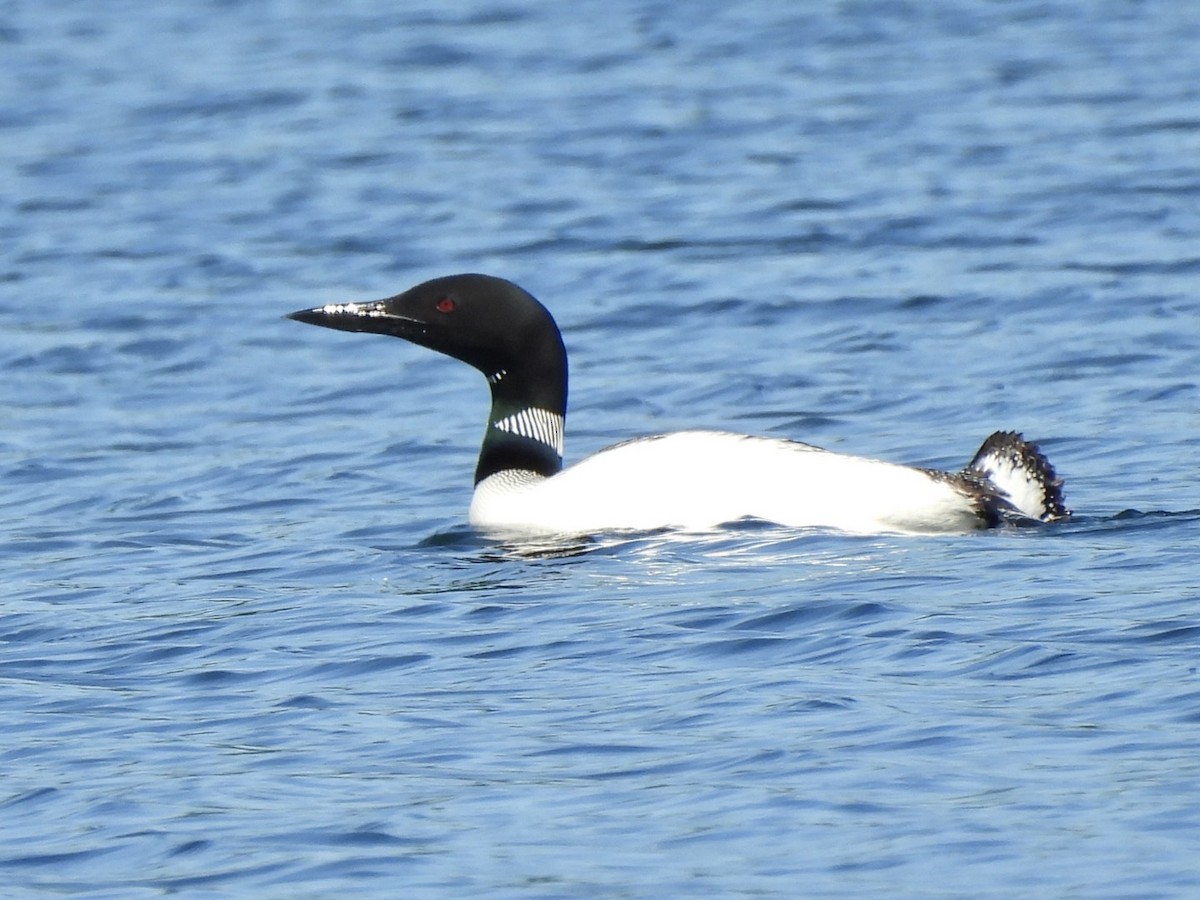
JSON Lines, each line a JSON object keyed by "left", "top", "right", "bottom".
{"left": 3, "top": 1, "right": 1200, "bottom": 896}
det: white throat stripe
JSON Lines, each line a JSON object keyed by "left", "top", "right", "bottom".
{"left": 493, "top": 408, "right": 564, "bottom": 456}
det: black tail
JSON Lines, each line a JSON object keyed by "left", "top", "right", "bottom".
{"left": 966, "top": 431, "right": 1069, "bottom": 522}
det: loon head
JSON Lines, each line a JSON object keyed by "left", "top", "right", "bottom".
{"left": 288, "top": 274, "right": 563, "bottom": 383}
{"left": 290, "top": 273, "right": 569, "bottom": 482}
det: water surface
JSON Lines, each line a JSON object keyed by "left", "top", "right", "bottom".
{"left": 3, "top": 1, "right": 1200, "bottom": 896}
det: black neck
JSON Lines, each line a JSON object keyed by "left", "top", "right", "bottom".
{"left": 473, "top": 351, "right": 567, "bottom": 485}
{"left": 474, "top": 427, "right": 561, "bottom": 483}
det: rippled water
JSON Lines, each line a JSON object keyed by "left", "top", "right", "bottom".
{"left": 4, "top": 1, "right": 1200, "bottom": 895}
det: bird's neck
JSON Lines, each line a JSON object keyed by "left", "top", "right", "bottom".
{"left": 473, "top": 357, "right": 567, "bottom": 485}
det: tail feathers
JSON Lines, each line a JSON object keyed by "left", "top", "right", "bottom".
{"left": 966, "top": 431, "right": 1069, "bottom": 522}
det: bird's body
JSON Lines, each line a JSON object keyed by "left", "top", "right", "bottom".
{"left": 471, "top": 429, "right": 1006, "bottom": 535}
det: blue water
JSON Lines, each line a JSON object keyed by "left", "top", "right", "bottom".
{"left": 4, "top": 0, "right": 1200, "bottom": 895}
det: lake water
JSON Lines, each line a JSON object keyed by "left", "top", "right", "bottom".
{"left": 4, "top": 0, "right": 1200, "bottom": 896}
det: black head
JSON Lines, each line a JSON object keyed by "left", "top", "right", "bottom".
{"left": 289, "top": 274, "right": 562, "bottom": 378}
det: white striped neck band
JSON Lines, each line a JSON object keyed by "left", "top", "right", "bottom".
{"left": 492, "top": 408, "right": 565, "bottom": 457}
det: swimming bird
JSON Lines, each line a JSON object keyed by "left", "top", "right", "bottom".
{"left": 289, "top": 274, "right": 1069, "bottom": 536}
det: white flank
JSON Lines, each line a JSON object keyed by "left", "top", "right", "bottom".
{"left": 469, "top": 430, "right": 986, "bottom": 536}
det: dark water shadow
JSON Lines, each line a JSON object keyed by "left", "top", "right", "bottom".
{"left": 1057, "top": 508, "right": 1200, "bottom": 534}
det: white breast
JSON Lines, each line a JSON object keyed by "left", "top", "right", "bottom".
{"left": 468, "top": 430, "right": 984, "bottom": 536}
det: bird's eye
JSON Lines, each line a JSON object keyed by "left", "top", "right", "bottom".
{"left": 435, "top": 296, "right": 456, "bottom": 313}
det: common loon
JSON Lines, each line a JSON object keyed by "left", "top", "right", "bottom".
{"left": 289, "top": 274, "right": 1069, "bottom": 536}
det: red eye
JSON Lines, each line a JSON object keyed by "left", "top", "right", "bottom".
{"left": 435, "top": 296, "right": 456, "bottom": 313}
